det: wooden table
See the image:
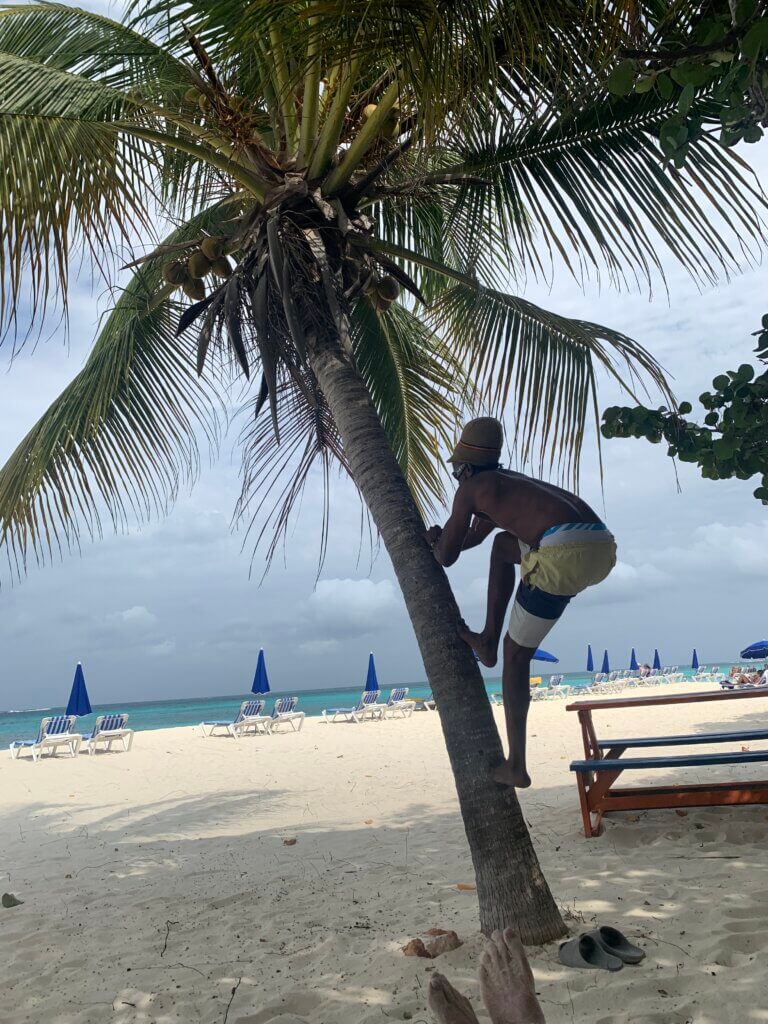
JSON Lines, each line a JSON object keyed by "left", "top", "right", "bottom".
{"left": 566, "top": 688, "right": 768, "bottom": 836}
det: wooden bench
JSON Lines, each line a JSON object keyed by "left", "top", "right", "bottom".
{"left": 595, "top": 727, "right": 768, "bottom": 758}
{"left": 566, "top": 689, "right": 768, "bottom": 837}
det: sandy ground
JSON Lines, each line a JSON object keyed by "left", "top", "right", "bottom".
{"left": 1, "top": 682, "right": 768, "bottom": 1024}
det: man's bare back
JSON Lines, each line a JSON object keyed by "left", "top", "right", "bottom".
{"left": 464, "top": 469, "right": 601, "bottom": 548}
{"left": 431, "top": 469, "right": 601, "bottom": 569}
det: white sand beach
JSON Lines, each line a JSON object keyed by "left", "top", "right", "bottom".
{"left": 2, "top": 683, "right": 768, "bottom": 1024}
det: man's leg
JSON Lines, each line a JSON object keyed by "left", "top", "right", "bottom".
{"left": 492, "top": 584, "right": 572, "bottom": 788}
{"left": 458, "top": 532, "right": 521, "bottom": 668}
{"left": 491, "top": 636, "right": 535, "bottom": 789}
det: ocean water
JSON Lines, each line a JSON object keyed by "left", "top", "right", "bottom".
{"left": 0, "top": 664, "right": 732, "bottom": 748}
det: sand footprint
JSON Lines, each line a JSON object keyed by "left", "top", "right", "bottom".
{"left": 723, "top": 903, "right": 766, "bottom": 921}
{"left": 233, "top": 991, "right": 320, "bottom": 1024}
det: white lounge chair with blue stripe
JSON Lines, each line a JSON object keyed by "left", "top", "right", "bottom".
{"left": 85, "top": 714, "right": 134, "bottom": 755}
{"left": 10, "top": 715, "right": 82, "bottom": 762}
{"left": 321, "top": 690, "right": 381, "bottom": 723}
{"left": 269, "top": 696, "right": 305, "bottom": 732}
{"left": 383, "top": 687, "right": 414, "bottom": 719}
{"left": 199, "top": 699, "right": 271, "bottom": 737}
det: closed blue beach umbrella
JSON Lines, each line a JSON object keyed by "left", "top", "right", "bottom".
{"left": 740, "top": 640, "right": 768, "bottom": 660}
{"left": 65, "top": 662, "right": 92, "bottom": 717}
{"left": 652, "top": 649, "right": 661, "bottom": 671}
{"left": 601, "top": 650, "right": 610, "bottom": 674}
{"left": 691, "top": 648, "right": 699, "bottom": 671}
{"left": 364, "top": 652, "right": 379, "bottom": 692}
{"left": 629, "top": 648, "right": 639, "bottom": 671}
{"left": 533, "top": 648, "right": 558, "bottom": 663}
{"left": 586, "top": 645, "right": 594, "bottom": 673}
{"left": 251, "top": 649, "right": 271, "bottom": 695}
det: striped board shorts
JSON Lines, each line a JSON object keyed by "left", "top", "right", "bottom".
{"left": 507, "top": 522, "right": 617, "bottom": 649}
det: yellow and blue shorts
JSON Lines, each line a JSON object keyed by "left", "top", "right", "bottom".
{"left": 507, "top": 523, "right": 616, "bottom": 649}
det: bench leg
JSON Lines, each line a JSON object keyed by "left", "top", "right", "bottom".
{"left": 575, "top": 772, "right": 603, "bottom": 838}
{"left": 575, "top": 768, "right": 623, "bottom": 838}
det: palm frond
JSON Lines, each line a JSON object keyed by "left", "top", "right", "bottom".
{"left": 435, "top": 92, "right": 768, "bottom": 289}
{"left": 0, "top": 208, "right": 235, "bottom": 578}
{"left": 235, "top": 367, "right": 348, "bottom": 574}
{"left": 352, "top": 296, "right": 463, "bottom": 515}
{"left": 430, "top": 282, "right": 674, "bottom": 484}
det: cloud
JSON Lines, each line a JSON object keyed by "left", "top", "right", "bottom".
{"left": 654, "top": 521, "right": 768, "bottom": 578}
{"left": 299, "top": 638, "right": 340, "bottom": 656}
{"left": 306, "top": 578, "right": 402, "bottom": 637}
{"left": 145, "top": 640, "right": 176, "bottom": 657}
{"left": 113, "top": 605, "right": 158, "bottom": 627}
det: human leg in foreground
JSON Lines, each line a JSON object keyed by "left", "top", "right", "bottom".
{"left": 458, "top": 532, "right": 520, "bottom": 669}
{"left": 428, "top": 928, "right": 545, "bottom": 1024}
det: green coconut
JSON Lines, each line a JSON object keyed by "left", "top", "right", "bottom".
{"left": 187, "top": 250, "right": 212, "bottom": 279}
{"left": 362, "top": 103, "right": 378, "bottom": 120}
{"left": 182, "top": 279, "right": 206, "bottom": 301}
{"left": 161, "top": 261, "right": 187, "bottom": 286}
{"left": 184, "top": 87, "right": 201, "bottom": 105}
{"left": 373, "top": 293, "right": 393, "bottom": 313}
{"left": 200, "top": 235, "right": 226, "bottom": 261}
{"left": 198, "top": 93, "right": 212, "bottom": 114}
{"left": 211, "top": 256, "right": 233, "bottom": 279}
{"left": 376, "top": 275, "right": 400, "bottom": 302}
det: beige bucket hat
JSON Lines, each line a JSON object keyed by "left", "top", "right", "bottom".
{"left": 449, "top": 417, "right": 503, "bottom": 465}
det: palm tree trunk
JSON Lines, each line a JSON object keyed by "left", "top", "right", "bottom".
{"left": 308, "top": 333, "right": 566, "bottom": 944}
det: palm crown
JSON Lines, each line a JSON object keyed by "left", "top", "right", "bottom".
{"left": 0, "top": 0, "right": 764, "bottom": 573}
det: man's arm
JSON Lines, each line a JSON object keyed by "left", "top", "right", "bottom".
{"left": 430, "top": 486, "right": 474, "bottom": 567}
{"left": 461, "top": 516, "right": 495, "bottom": 551}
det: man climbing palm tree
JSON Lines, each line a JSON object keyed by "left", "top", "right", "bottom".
{"left": 427, "top": 418, "right": 615, "bottom": 787}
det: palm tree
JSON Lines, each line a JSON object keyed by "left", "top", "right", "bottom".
{"left": 0, "top": 1, "right": 764, "bottom": 942}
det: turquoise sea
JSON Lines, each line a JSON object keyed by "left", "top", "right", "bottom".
{"left": 0, "top": 664, "right": 732, "bottom": 748}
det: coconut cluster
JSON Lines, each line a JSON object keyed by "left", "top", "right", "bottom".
{"left": 362, "top": 100, "right": 400, "bottom": 140}
{"left": 161, "top": 236, "right": 233, "bottom": 301}
{"left": 364, "top": 274, "right": 401, "bottom": 312}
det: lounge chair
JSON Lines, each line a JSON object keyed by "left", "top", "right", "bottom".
{"left": 10, "top": 715, "right": 82, "bottom": 762}
{"left": 531, "top": 678, "right": 552, "bottom": 701}
{"left": 694, "top": 667, "right": 725, "bottom": 684}
{"left": 199, "top": 699, "right": 272, "bottom": 737}
{"left": 548, "top": 674, "right": 574, "bottom": 698}
{"left": 410, "top": 692, "right": 436, "bottom": 711}
{"left": 321, "top": 690, "right": 381, "bottom": 723}
{"left": 85, "top": 714, "right": 134, "bottom": 755}
{"left": 382, "top": 687, "right": 414, "bottom": 719}
{"left": 269, "top": 696, "right": 306, "bottom": 732}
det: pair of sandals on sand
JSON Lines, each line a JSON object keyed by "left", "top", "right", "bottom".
{"left": 559, "top": 926, "right": 645, "bottom": 971}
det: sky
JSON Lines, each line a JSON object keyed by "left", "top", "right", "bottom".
{"left": 0, "top": 38, "right": 766, "bottom": 710}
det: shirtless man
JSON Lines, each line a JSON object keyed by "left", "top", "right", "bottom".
{"left": 426, "top": 417, "right": 616, "bottom": 788}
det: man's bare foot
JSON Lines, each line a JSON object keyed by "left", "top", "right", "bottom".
{"left": 427, "top": 972, "right": 480, "bottom": 1024}
{"left": 491, "top": 761, "right": 532, "bottom": 789}
{"left": 479, "top": 929, "right": 545, "bottom": 1024}
{"left": 458, "top": 621, "right": 498, "bottom": 668}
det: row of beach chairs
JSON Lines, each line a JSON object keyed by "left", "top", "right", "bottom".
{"left": 490, "top": 665, "right": 728, "bottom": 707}
{"left": 9, "top": 689, "right": 435, "bottom": 760}
{"left": 321, "top": 687, "right": 428, "bottom": 722}
{"left": 9, "top": 713, "right": 133, "bottom": 762}
{"left": 200, "top": 696, "right": 306, "bottom": 737}
{"left": 490, "top": 676, "right": 574, "bottom": 704}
